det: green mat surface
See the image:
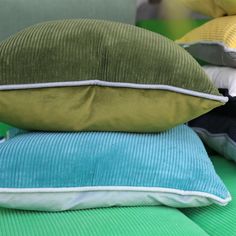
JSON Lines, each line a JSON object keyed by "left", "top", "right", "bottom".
{"left": 0, "top": 123, "right": 10, "bottom": 137}
{"left": 182, "top": 156, "right": 236, "bottom": 236}
{"left": 0, "top": 206, "right": 208, "bottom": 236}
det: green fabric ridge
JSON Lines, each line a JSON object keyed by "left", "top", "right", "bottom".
{"left": 182, "top": 156, "right": 236, "bottom": 236}
{"left": 0, "top": 86, "right": 222, "bottom": 132}
{"left": 0, "top": 206, "right": 209, "bottom": 236}
{"left": 0, "top": 19, "right": 220, "bottom": 97}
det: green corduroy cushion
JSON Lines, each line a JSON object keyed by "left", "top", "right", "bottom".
{"left": 182, "top": 156, "right": 236, "bottom": 236}
{"left": 0, "top": 206, "right": 209, "bottom": 236}
{"left": 0, "top": 19, "right": 226, "bottom": 132}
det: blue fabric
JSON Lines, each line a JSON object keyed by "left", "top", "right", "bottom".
{"left": 0, "top": 125, "right": 229, "bottom": 200}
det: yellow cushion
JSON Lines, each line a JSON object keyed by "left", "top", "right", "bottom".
{"left": 178, "top": 0, "right": 224, "bottom": 17}
{"left": 177, "top": 16, "right": 236, "bottom": 67}
{"left": 178, "top": 0, "right": 236, "bottom": 17}
{"left": 217, "top": 0, "right": 236, "bottom": 15}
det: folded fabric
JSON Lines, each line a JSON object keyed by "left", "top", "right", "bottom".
{"left": 177, "top": 16, "right": 236, "bottom": 67}
{"left": 0, "top": 0, "right": 136, "bottom": 41}
{"left": 0, "top": 125, "right": 231, "bottom": 212}
{"left": 0, "top": 19, "right": 226, "bottom": 132}
{"left": 177, "top": 0, "right": 236, "bottom": 17}
{"left": 189, "top": 66, "right": 236, "bottom": 161}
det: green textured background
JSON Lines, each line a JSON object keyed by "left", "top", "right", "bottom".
{"left": 182, "top": 156, "right": 236, "bottom": 236}
{"left": 0, "top": 206, "right": 208, "bottom": 236}
{"left": 136, "top": 19, "right": 208, "bottom": 40}
{"left": 0, "top": 123, "right": 10, "bottom": 136}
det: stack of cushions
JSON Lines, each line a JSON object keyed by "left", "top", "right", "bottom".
{"left": 190, "top": 66, "right": 236, "bottom": 162}
{"left": 177, "top": 15, "right": 236, "bottom": 162}
{"left": 176, "top": 16, "right": 236, "bottom": 68}
{"left": 0, "top": 19, "right": 231, "bottom": 211}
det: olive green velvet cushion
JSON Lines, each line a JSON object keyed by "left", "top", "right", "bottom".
{"left": 182, "top": 156, "right": 236, "bottom": 236}
{"left": 0, "top": 206, "right": 209, "bottom": 236}
{"left": 0, "top": 19, "right": 226, "bottom": 132}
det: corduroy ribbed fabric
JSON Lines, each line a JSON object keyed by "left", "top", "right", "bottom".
{"left": 177, "top": 16, "right": 236, "bottom": 67}
{"left": 0, "top": 206, "right": 209, "bottom": 236}
{"left": 182, "top": 156, "right": 236, "bottom": 236}
{"left": 0, "top": 125, "right": 230, "bottom": 211}
{"left": 0, "top": 19, "right": 222, "bottom": 92}
{"left": 0, "top": 19, "right": 226, "bottom": 132}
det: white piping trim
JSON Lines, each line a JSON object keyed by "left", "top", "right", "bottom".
{"left": 178, "top": 40, "right": 236, "bottom": 53}
{"left": 0, "top": 138, "right": 5, "bottom": 144}
{"left": 0, "top": 186, "right": 231, "bottom": 204}
{"left": 0, "top": 80, "right": 228, "bottom": 103}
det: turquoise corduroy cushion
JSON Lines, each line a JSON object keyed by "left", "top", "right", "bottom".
{"left": 0, "top": 125, "right": 231, "bottom": 211}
